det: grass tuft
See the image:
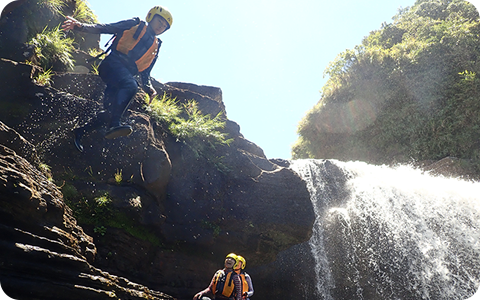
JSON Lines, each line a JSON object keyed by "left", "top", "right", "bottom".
{"left": 28, "top": 25, "right": 75, "bottom": 71}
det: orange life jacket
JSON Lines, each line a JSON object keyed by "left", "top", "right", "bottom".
{"left": 211, "top": 269, "right": 236, "bottom": 298}
{"left": 236, "top": 271, "right": 249, "bottom": 296}
{"left": 113, "top": 21, "right": 159, "bottom": 73}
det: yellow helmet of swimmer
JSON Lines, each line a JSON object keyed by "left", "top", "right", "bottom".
{"left": 236, "top": 255, "right": 246, "bottom": 269}
{"left": 146, "top": 6, "right": 173, "bottom": 29}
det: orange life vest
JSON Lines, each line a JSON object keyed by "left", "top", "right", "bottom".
{"left": 113, "top": 21, "right": 159, "bottom": 72}
{"left": 211, "top": 269, "right": 236, "bottom": 298}
{"left": 236, "top": 271, "right": 248, "bottom": 296}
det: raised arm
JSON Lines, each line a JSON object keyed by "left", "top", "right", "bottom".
{"left": 62, "top": 16, "right": 140, "bottom": 35}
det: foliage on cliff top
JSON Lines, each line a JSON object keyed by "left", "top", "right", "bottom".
{"left": 146, "top": 93, "right": 232, "bottom": 148}
{"left": 28, "top": 25, "right": 75, "bottom": 71}
{"left": 293, "top": 0, "right": 480, "bottom": 169}
{"left": 72, "top": 0, "right": 98, "bottom": 24}
{"left": 21, "top": 0, "right": 97, "bottom": 38}
{"left": 146, "top": 93, "right": 233, "bottom": 171}
{"left": 21, "top": 0, "right": 98, "bottom": 71}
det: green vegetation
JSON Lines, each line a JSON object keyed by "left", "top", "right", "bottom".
{"left": 36, "top": 0, "right": 67, "bottom": 16}
{"left": 61, "top": 182, "right": 78, "bottom": 200}
{"left": 147, "top": 93, "right": 232, "bottom": 146}
{"left": 170, "top": 101, "right": 232, "bottom": 146}
{"left": 63, "top": 190, "right": 164, "bottom": 247}
{"left": 72, "top": 0, "right": 98, "bottom": 24}
{"left": 23, "top": 0, "right": 67, "bottom": 36}
{"left": 38, "top": 162, "right": 53, "bottom": 181}
{"left": 62, "top": 192, "right": 110, "bottom": 226}
{"left": 34, "top": 68, "right": 53, "bottom": 86}
{"left": 114, "top": 169, "right": 123, "bottom": 185}
{"left": 87, "top": 48, "right": 103, "bottom": 74}
{"left": 87, "top": 48, "right": 104, "bottom": 58}
{"left": 146, "top": 93, "right": 182, "bottom": 123}
{"left": 28, "top": 25, "right": 75, "bottom": 71}
{"left": 38, "top": 162, "right": 51, "bottom": 173}
{"left": 90, "top": 62, "right": 100, "bottom": 75}
{"left": 293, "top": 0, "right": 480, "bottom": 170}
{"left": 93, "top": 225, "right": 107, "bottom": 236}
{"left": 19, "top": 0, "right": 99, "bottom": 72}
{"left": 146, "top": 93, "right": 233, "bottom": 170}
{"left": 95, "top": 194, "right": 111, "bottom": 207}
{"left": 201, "top": 220, "right": 222, "bottom": 237}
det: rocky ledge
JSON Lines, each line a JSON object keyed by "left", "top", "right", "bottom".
{"left": 0, "top": 58, "right": 314, "bottom": 300}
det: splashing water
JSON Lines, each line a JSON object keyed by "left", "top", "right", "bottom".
{"left": 291, "top": 159, "right": 480, "bottom": 300}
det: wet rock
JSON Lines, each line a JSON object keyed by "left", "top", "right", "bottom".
{"left": 0, "top": 128, "right": 174, "bottom": 299}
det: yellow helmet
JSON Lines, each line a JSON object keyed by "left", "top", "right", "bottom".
{"left": 146, "top": 6, "right": 173, "bottom": 28}
{"left": 226, "top": 253, "right": 237, "bottom": 261}
{"left": 236, "top": 255, "right": 246, "bottom": 269}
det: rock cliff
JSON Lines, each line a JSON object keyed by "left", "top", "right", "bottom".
{"left": 0, "top": 52, "right": 314, "bottom": 299}
{"left": 0, "top": 1, "right": 315, "bottom": 297}
{"left": 0, "top": 121, "right": 174, "bottom": 300}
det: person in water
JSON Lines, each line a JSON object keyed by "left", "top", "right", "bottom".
{"left": 61, "top": 5, "right": 172, "bottom": 152}
{"left": 194, "top": 253, "right": 243, "bottom": 300}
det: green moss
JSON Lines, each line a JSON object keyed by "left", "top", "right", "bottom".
{"left": 105, "top": 213, "right": 164, "bottom": 247}
{"left": 64, "top": 191, "right": 164, "bottom": 248}
{"left": 60, "top": 182, "right": 78, "bottom": 200}
{"left": 201, "top": 220, "right": 222, "bottom": 237}
{"left": 0, "top": 102, "right": 32, "bottom": 119}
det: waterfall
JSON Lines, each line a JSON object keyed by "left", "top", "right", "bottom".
{"left": 290, "top": 159, "right": 480, "bottom": 300}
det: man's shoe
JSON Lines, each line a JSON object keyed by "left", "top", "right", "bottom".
{"left": 73, "top": 128, "right": 84, "bottom": 152}
{"left": 105, "top": 125, "right": 133, "bottom": 139}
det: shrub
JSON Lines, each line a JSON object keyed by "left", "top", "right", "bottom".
{"left": 170, "top": 100, "right": 232, "bottom": 147}
{"left": 36, "top": 0, "right": 67, "bottom": 16}
{"left": 34, "top": 68, "right": 53, "bottom": 86}
{"left": 72, "top": 0, "right": 98, "bottom": 24}
{"left": 28, "top": 25, "right": 75, "bottom": 71}
{"left": 146, "top": 93, "right": 182, "bottom": 123}
{"left": 147, "top": 94, "right": 232, "bottom": 147}
{"left": 146, "top": 94, "right": 232, "bottom": 171}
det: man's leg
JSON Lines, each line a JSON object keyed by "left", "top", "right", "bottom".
{"left": 98, "top": 57, "right": 139, "bottom": 139}
{"left": 73, "top": 86, "right": 119, "bottom": 152}
{"left": 104, "top": 76, "right": 138, "bottom": 139}
{"left": 73, "top": 110, "right": 109, "bottom": 152}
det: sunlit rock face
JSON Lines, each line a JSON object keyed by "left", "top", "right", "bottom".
{"left": 0, "top": 1, "right": 315, "bottom": 299}
{"left": 2, "top": 51, "right": 479, "bottom": 300}
{"left": 0, "top": 51, "right": 314, "bottom": 300}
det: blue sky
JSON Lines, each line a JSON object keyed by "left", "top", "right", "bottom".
{"left": 78, "top": 0, "right": 418, "bottom": 159}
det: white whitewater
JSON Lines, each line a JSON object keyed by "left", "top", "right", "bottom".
{"left": 291, "top": 159, "right": 480, "bottom": 300}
